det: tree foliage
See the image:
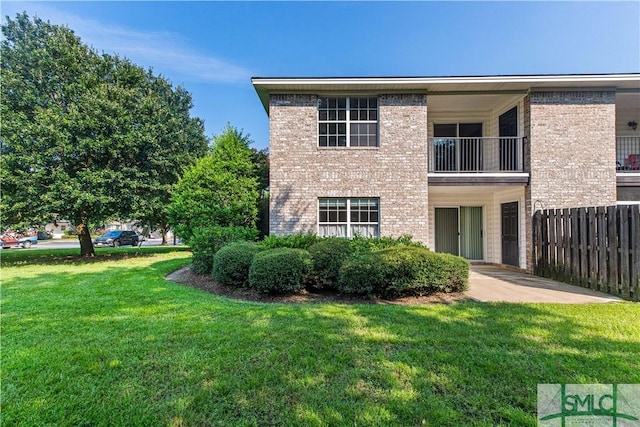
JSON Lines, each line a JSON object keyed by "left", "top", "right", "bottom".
{"left": 167, "top": 125, "right": 261, "bottom": 242}
{"left": 129, "top": 72, "right": 209, "bottom": 244}
{"left": 0, "top": 13, "right": 208, "bottom": 255}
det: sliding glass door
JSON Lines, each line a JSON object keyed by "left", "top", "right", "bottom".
{"left": 435, "top": 207, "right": 483, "bottom": 260}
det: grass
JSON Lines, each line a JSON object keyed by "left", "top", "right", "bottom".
{"left": 1, "top": 249, "right": 639, "bottom": 426}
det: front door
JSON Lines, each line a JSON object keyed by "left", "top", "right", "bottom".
{"left": 435, "top": 207, "right": 483, "bottom": 260}
{"left": 501, "top": 202, "right": 519, "bottom": 266}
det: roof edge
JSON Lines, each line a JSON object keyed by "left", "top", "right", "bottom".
{"left": 252, "top": 73, "right": 640, "bottom": 85}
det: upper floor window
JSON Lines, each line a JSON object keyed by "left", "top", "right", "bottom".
{"left": 318, "top": 97, "right": 378, "bottom": 147}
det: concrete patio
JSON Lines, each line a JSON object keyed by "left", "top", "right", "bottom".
{"left": 467, "top": 265, "right": 624, "bottom": 303}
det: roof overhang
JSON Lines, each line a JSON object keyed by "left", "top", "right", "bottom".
{"left": 251, "top": 73, "right": 640, "bottom": 114}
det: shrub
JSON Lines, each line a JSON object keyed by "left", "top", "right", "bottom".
{"left": 375, "top": 246, "right": 469, "bottom": 297}
{"left": 307, "top": 238, "right": 354, "bottom": 289}
{"left": 259, "top": 233, "right": 322, "bottom": 250}
{"left": 421, "top": 252, "right": 470, "bottom": 294}
{"left": 349, "top": 234, "right": 426, "bottom": 255}
{"left": 335, "top": 252, "right": 384, "bottom": 296}
{"left": 190, "top": 226, "right": 259, "bottom": 274}
{"left": 213, "top": 241, "right": 262, "bottom": 287}
{"left": 337, "top": 246, "right": 469, "bottom": 298}
{"left": 249, "top": 248, "right": 312, "bottom": 294}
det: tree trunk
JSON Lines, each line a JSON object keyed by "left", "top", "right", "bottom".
{"left": 77, "top": 222, "right": 95, "bottom": 256}
{"left": 160, "top": 224, "right": 168, "bottom": 246}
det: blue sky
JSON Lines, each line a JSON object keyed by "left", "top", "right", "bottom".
{"left": 2, "top": 1, "right": 639, "bottom": 149}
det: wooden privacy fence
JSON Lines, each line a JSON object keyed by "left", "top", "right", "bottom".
{"left": 533, "top": 205, "right": 640, "bottom": 301}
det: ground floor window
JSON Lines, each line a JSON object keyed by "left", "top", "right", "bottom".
{"left": 318, "top": 198, "right": 379, "bottom": 237}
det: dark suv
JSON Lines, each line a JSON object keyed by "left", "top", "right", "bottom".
{"left": 93, "top": 230, "right": 139, "bottom": 247}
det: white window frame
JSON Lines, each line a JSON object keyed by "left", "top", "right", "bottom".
{"left": 317, "top": 97, "right": 378, "bottom": 148}
{"left": 318, "top": 198, "right": 380, "bottom": 238}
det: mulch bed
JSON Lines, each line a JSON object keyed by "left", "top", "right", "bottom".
{"left": 166, "top": 266, "right": 470, "bottom": 305}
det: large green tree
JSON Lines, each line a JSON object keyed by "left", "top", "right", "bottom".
{"left": 1, "top": 13, "right": 208, "bottom": 255}
{"left": 167, "top": 125, "right": 260, "bottom": 242}
{"left": 130, "top": 73, "right": 209, "bottom": 245}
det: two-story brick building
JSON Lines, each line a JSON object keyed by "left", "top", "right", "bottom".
{"left": 252, "top": 74, "right": 640, "bottom": 270}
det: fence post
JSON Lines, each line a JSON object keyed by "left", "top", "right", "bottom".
{"left": 563, "top": 208, "right": 571, "bottom": 280}
{"left": 533, "top": 210, "right": 542, "bottom": 275}
{"left": 548, "top": 209, "right": 557, "bottom": 279}
{"left": 607, "top": 205, "right": 619, "bottom": 297}
{"left": 631, "top": 205, "right": 640, "bottom": 301}
{"left": 597, "top": 206, "right": 608, "bottom": 293}
{"left": 579, "top": 208, "right": 588, "bottom": 288}
{"left": 587, "top": 207, "right": 597, "bottom": 290}
{"left": 619, "top": 205, "right": 630, "bottom": 299}
{"left": 555, "top": 209, "right": 564, "bottom": 281}
{"left": 570, "top": 208, "right": 580, "bottom": 285}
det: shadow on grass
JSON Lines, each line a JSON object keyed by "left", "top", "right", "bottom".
{"left": 0, "top": 245, "right": 190, "bottom": 267}
{"left": 2, "top": 256, "right": 639, "bottom": 426}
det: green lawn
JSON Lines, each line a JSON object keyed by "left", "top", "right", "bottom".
{"left": 1, "top": 249, "right": 639, "bottom": 426}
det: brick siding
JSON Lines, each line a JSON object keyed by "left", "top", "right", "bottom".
{"left": 524, "top": 90, "right": 617, "bottom": 270}
{"left": 268, "top": 89, "right": 617, "bottom": 272}
{"left": 269, "top": 94, "right": 429, "bottom": 242}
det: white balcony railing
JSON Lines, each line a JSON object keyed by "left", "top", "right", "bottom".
{"left": 617, "top": 136, "right": 640, "bottom": 172}
{"left": 428, "top": 137, "right": 525, "bottom": 173}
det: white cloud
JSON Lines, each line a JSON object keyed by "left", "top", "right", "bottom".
{"left": 1, "top": 2, "right": 252, "bottom": 84}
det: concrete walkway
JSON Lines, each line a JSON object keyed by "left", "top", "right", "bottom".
{"left": 467, "top": 265, "right": 624, "bottom": 303}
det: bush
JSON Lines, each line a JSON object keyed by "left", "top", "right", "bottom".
{"left": 335, "top": 252, "right": 384, "bottom": 296}
{"left": 349, "top": 234, "right": 426, "bottom": 254}
{"left": 376, "top": 247, "right": 469, "bottom": 297}
{"left": 249, "top": 248, "right": 312, "bottom": 294}
{"left": 307, "top": 238, "right": 354, "bottom": 289}
{"left": 259, "top": 233, "right": 322, "bottom": 250}
{"left": 337, "top": 246, "right": 469, "bottom": 298}
{"left": 213, "top": 241, "right": 262, "bottom": 287}
{"left": 190, "top": 226, "right": 259, "bottom": 274}
{"left": 419, "top": 251, "right": 469, "bottom": 294}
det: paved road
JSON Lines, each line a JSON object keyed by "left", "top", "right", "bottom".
{"left": 23, "top": 238, "right": 182, "bottom": 250}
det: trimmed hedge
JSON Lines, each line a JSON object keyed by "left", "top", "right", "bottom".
{"left": 190, "top": 226, "right": 259, "bottom": 274}
{"left": 337, "top": 246, "right": 469, "bottom": 298}
{"left": 335, "top": 252, "right": 382, "bottom": 296}
{"left": 259, "top": 233, "right": 425, "bottom": 253}
{"left": 349, "top": 234, "right": 426, "bottom": 254}
{"left": 307, "top": 238, "right": 354, "bottom": 289}
{"left": 213, "top": 241, "right": 261, "bottom": 287}
{"left": 249, "top": 248, "right": 312, "bottom": 294}
{"left": 208, "top": 234, "right": 468, "bottom": 300}
{"left": 259, "top": 233, "right": 322, "bottom": 250}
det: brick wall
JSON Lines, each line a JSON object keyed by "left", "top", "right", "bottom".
{"left": 269, "top": 94, "right": 429, "bottom": 242}
{"left": 524, "top": 89, "right": 617, "bottom": 270}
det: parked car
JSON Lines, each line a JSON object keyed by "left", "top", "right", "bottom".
{"left": 93, "top": 230, "right": 139, "bottom": 247}
{"left": 37, "top": 231, "right": 52, "bottom": 240}
{"left": 0, "top": 234, "right": 36, "bottom": 249}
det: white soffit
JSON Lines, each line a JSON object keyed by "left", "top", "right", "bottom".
{"left": 252, "top": 74, "right": 640, "bottom": 112}
{"left": 252, "top": 74, "right": 640, "bottom": 92}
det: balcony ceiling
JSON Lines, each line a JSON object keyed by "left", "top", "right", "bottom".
{"left": 426, "top": 93, "right": 523, "bottom": 112}
{"left": 617, "top": 91, "right": 640, "bottom": 113}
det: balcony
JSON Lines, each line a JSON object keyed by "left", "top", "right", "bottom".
{"left": 428, "top": 137, "right": 528, "bottom": 186}
{"left": 617, "top": 135, "right": 640, "bottom": 189}
{"left": 617, "top": 136, "right": 640, "bottom": 172}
